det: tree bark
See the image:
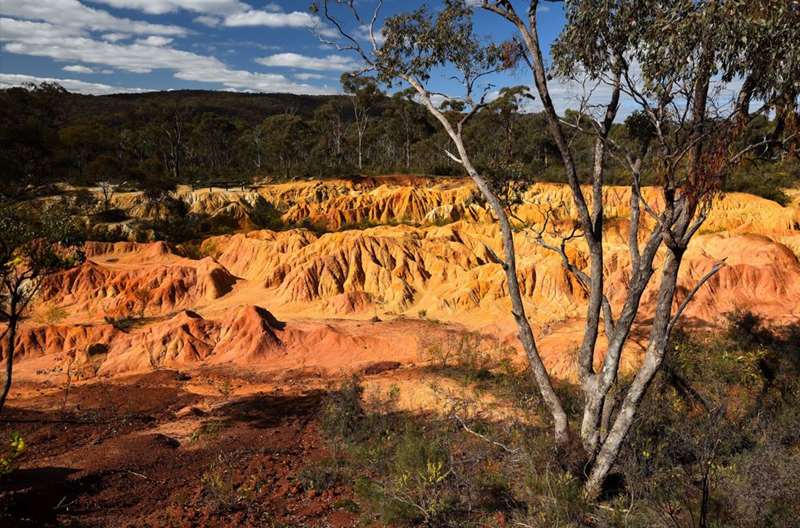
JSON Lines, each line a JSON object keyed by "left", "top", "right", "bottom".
{"left": 0, "top": 313, "right": 19, "bottom": 414}
{"left": 406, "top": 76, "right": 571, "bottom": 445}
{"left": 584, "top": 250, "right": 683, "bottom": 499}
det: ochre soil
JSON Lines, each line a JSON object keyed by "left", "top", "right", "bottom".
{"left": 1, "top": 369, "right": 359, "bottom": 528}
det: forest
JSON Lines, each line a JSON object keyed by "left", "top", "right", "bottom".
{"left": 2, "top": 79, "right": 797, "bottom": 204}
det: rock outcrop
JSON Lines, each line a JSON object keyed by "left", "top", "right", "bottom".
{"left": 5, "top": 177, "right": 799, "bottom": 381}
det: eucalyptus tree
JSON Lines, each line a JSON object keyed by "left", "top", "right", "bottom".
{"left": 341, "top": 73, "right": 382, "bottom": 170}
{"left": 314, "top": 0, "right": 799, "bottom": 499}
{"left": 312, "top": 101, "right": 347, "bottom": 169}
{"left": 261, "top": 113, "right": 311, "bottom": 179}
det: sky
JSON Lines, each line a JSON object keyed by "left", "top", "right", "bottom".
{"left": 0, "top": 1, "right": 575, "bottom": 103}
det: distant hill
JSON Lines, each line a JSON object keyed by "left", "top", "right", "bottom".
{"left": 60, "top": 89, "right": 366, "bottom": 125}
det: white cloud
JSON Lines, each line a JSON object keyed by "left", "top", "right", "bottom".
{"left": 193, "top": 15, "right": 221, "bottom": 27}
{"left": 0, "top": 72, "right": 145, "bottom": 94}
{"left": 91, "top": 0, "right": 248, "bottom": 16}
{"left": 0, "top": 18, "right": 334, "bottom": 94}
{"left": 354, "top": 24, "right": 386, "bottom": 47}
{"left": 135, "top": 35, "right": 173, "bottom": 46}
{"left": 294, "top": 73, "right": 326, "bottom": 81}
{"left": 0, "top": 0, "right": 187, "bottom": 36}
{"left": 62, "top": 64, "right": 96, "bottom": 74}
{"left": 102, "top": 33, "right": 131, "bottom": 42}
{"left": 224, "top": 9, "right": 317, "bottom": 28}
{"left": 256, "top": 52, "right": 359, "bottom": 72}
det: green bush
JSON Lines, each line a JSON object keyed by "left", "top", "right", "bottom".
{"left": 0, "top": 432, "right": 25, "bottom": 475}
{"left": 296, "top": 458, "right": 345, "bottom": 492}
{"left": 319, "top": 376, "right": 365, "bottom": 444}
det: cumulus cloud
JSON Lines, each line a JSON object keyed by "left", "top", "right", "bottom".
{"left": 193, "top": 15, "right": 221, "bottom": 27}
{"left": 0, "top": 72, "right": 145, "bottom": 94}
{"left": 135, "top": 35, "right": 174, "bottom": 46}
{"left": 256, "top": 53, "right": 359, "bottom": 72}
{"left": 91, "top": 0, "right": 248, "bottom": 16}
{"left": 294, "top": 73, "right": 326, "bottom": 81}
{"left": 102, "top": 33, "right": 131, "bottom": 42}
{"left": 0, "top": 0, "right": 187, "bottom": 36}
{"left": 224, "top": 9, "right": 317, "bottom": 28}
{"left": 62, "top": 64, "right": 96, "bottom": 74}
{"left": 0, "top": 18, "right": 333, "bottom": 94}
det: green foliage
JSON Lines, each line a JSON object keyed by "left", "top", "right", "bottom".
{"left": 189, "top": 420, "right": 228, "bottom": 444}
{"left": 296, "top": 458, "right": 345, "bottom": 492}
{"left": 617, "top": 314, "right": 800, "bottom": 527}
{"left": 249, "top": 198, "right": 286, "bottom": 231}
{"left": 313, "top": 314, "right": 800, "bottom": 527}
{"left": 103, "top": 315, "right": 137, "bottom": 332}
{"left": 319, "top": 376, "right": 366, "bottom": 444}
{"left": 0, "top": 432, "right": 25, "bottom": 475}
{"left": 725, "top": 159, "right": 799, "bottom": 205}
{"left": 355, "top": 428, "right": 457, "bottom": 526}
{"left": 201, "top": 453, "right": 259, "bottom": 513}
{"left": 0, "top": 79, "right": 795, "bottom": 201}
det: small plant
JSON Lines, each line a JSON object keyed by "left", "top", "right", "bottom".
{"left": 62, "top": 356, "right": 75, "bottom": 413}
{"left": 296, "top": 458, "right": 344, "bottom": 492}
{"left": 189, "top": 420, "right": 227, "bottom": 443}
{"left": 0, "top": 432, "right": 26, "bottom": 475}
{"left": 200, "top": 239, "right": 222, "bottom": 260}
{"left": 41, "top": 304, "right": 68, "bottom": 324}
{"left": 215, "top": 378, "right": 234, "bottom": 399}
{"left": 104, "top": 314, "right": 136, "bottom": 332}
{"left": 356, "top": 428, "right": 457, "bottom": 526}
{"left": 320, "top": 376, "right": 365, "bottom": 444}
{"left": 201, "top": 454, "right": 258, "bottom": 512}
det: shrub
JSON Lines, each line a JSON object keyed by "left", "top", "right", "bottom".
{"left": 200, "top": 453, "right": 258, "bottom": 513}
{"left": 250, "top": 198, "right": 286, "bottom": 230}
{"left": 0, "top": 432, "right": 25, "bottom": 475}
{"left": 355, "top": 428, "right": 457, "bottom": 526}
{"left": 189, "top": 420, "right": 227, "bottom": 443}
{"left": 40, "top": 304, "right": 68, "bottom": 324}
{"left": 103, "top": 314, "right": 137, "bottom": 332}
{"left": 319, "top": 376, "right": 365, "bottom": 444}
{"left": 296, "top": 458, "right": 344, "bottom": 492}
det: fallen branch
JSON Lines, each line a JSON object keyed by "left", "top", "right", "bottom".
{"left": 452, "top": 413, "right": 518, "bottom": 454}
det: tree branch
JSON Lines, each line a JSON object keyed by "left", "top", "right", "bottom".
{"left": 667, "top": 260, "right": 725, "bottom": 335}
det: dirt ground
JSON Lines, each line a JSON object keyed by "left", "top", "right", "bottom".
{"left": 0, "top": 369, "right": 360, "bottom": 528}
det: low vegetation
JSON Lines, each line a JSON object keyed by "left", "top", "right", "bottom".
{"left": 315, "top": 314, "right": 800, "bottom": 527}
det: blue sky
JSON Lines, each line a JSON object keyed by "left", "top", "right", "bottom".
{"left": 0, "top": 1, "right": 571, "bottom": 103}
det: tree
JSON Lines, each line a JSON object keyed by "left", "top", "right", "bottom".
{"left": 58, "top": 122, "right": 113, "bottom": 182}
{"left": 158, "top": 103, "right": 190, "bottom": 182}
{"left": 312, "top": 101, "right": 347, "bottom": 169}
{"left": 190, "top": 112, "right": 238, "bottom": 179}
{"left": 341, "top": 73, "right": 382, "bottom": 171}
{"left": 97, "top": 179, "right": 120, "bottom": 212}
{"left": 388, "top": 88, "right": 427, "bottom": 170}
{"left": 261, "top": 113, "right": 310, "bottom": 179}
{"left": 0, "top": 205, "right": 84, "bottom": 413}
{"left": 315, "top": 0, "right": 799, "bottom": 499}
{"left": 486, "top": 86, "right": 534, "bottom": 168}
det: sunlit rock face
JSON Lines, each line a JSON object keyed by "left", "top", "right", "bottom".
{"left": 4, "top": 177, "right": 799, "bottom": 381}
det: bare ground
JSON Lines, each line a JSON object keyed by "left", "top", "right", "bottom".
{"left": 0, "top": 369, "right": 359, "bottom": 527}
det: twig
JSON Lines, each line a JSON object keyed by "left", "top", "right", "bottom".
{"left": 452, "top": 413, "right": 518, "bottom": 454}
{"left": 667, "top": 260, "right": 726, "bottom": 334}
{"left": 123, "top": 469, "right": 149, "bottom": 480}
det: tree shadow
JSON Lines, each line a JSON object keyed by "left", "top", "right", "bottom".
{"left": 211, "top": 391, "right": 323, "bottom": 429}
{"left": 0, "top": 466, "right": 88, "bottom": 527}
